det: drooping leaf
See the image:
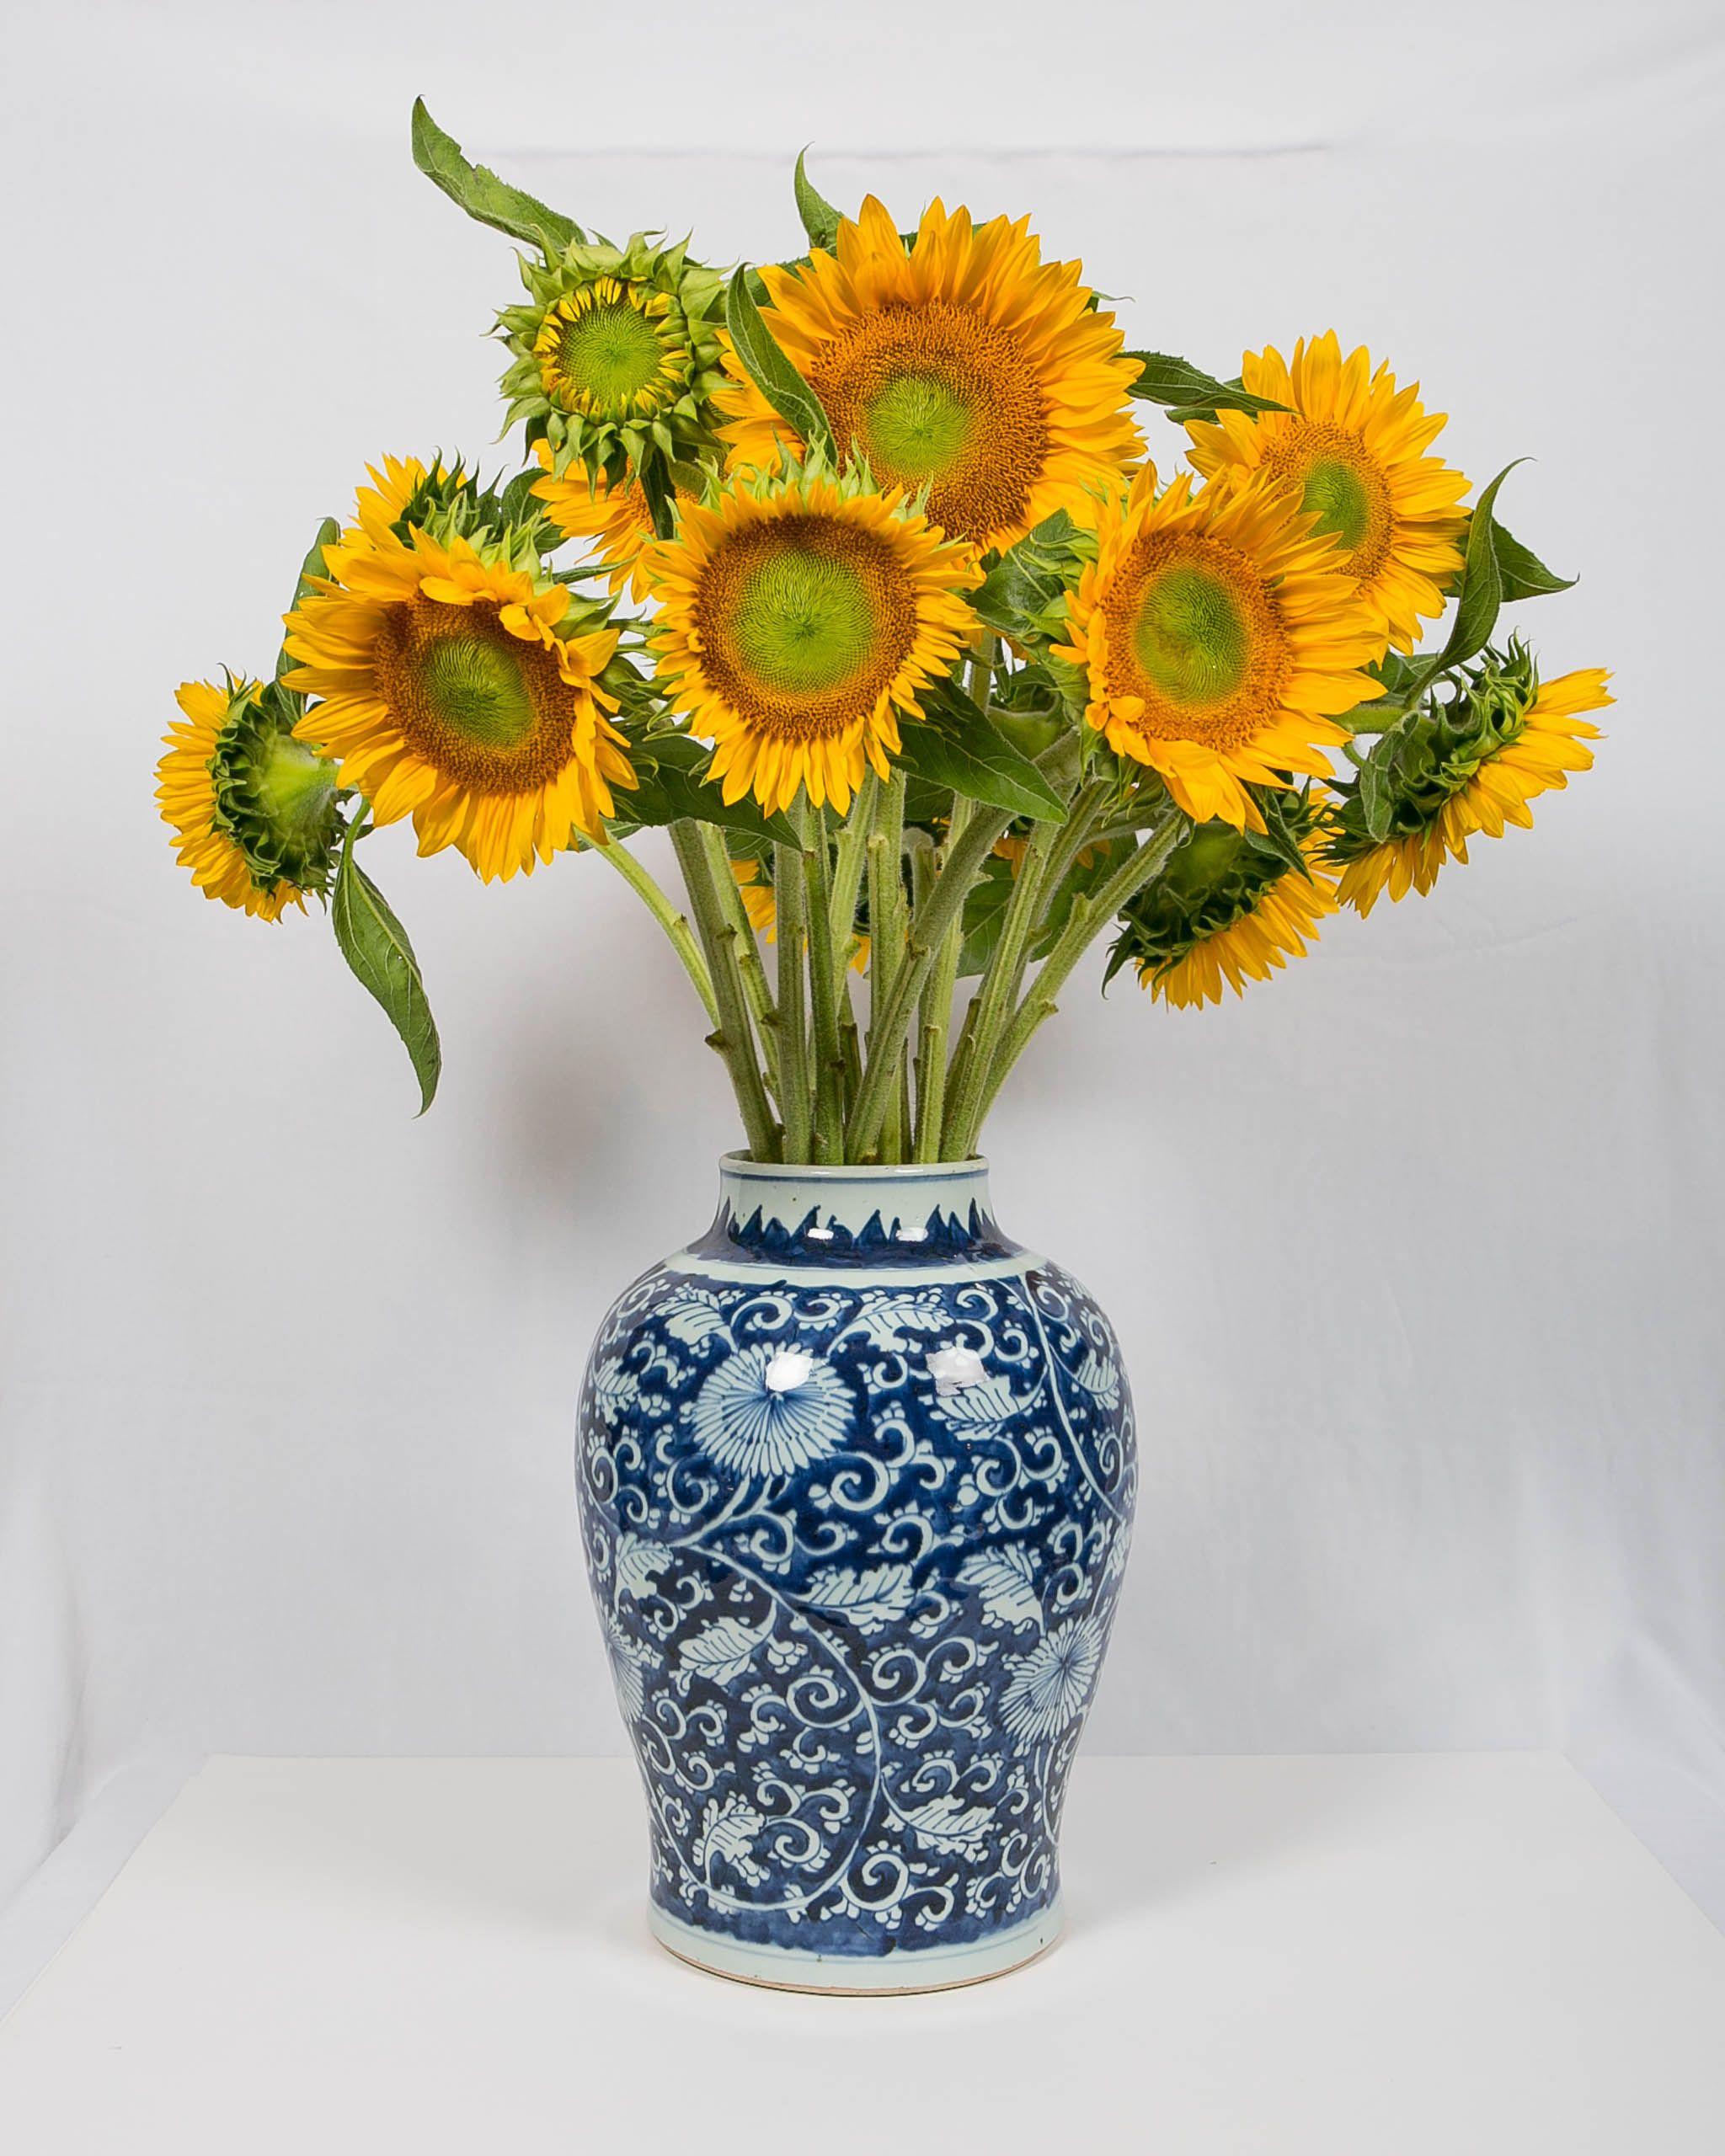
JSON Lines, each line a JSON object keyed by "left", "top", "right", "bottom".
{"left": 409, "top": 98, "right": 581, "bottom": 254}
{"left": 1493, "top": 519, "right": 1576, "bottom": 601}
{"left": 900, "top": 679, "right": 1067, "bottom": 822}
{"left": 724, "top": 265, "right": 834, "bottom": 456}
{"left": 613, "top": 732, "right": 800, "bottom": 849}
{"left": 1122, "top": 351, "right": 1290, "bottom": 424}
{"left": 330, "top": 819, "right": 441, "bottom": 1114}
{"left": 793, "top": 148, "right": 841, "bottom": 251}
{"left": 275, "top": 516, "right": 341, "bottom": 680}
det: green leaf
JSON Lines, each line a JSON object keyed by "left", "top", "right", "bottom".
{"left": 899, "top": 680, "right": 1068, "bottom": 822}
{"left": 1252, "top": 789, "right": 1316, "bottom": 882}
{"left": 1428, "top": 462, "right": 1521, "bottom": 675}
{"left": 331, "top": 819, "right": 441, "bottom": 1115}
{"left": 957, "top": 853, "right": 1016, "bottom": 977}
{"left": 793, "top": 149, "right": 841, "bottom": 251}
{"left": 724, "top": 266, "right": 835, "bottom": 456}
{"left": 970, "top": 511, "right": 1081, "bottom": 643}
{"left": 614, "top": 733, "right": 799, "bottom": 849}
{"left": 1493, "top": 519, "right": 1575, "bottom": 602}
{"left": 275, "top": 516, "right": 340, "bottom": 680}
{"left": 1122, "top": 352, "right": 1290, "bottom": 424}
{"left": 410, "top": 99, "right": 581, "bottom": 255}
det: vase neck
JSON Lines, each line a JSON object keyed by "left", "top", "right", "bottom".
{"left": 691, "top": 1155, "right": 1017, "bottom": 1268}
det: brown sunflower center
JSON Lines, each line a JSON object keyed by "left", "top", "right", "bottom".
{"left": 1101, "top": 532, "right": 1290, "bottom": 752}
{"left": 1258, "top": 419, "right": 1393, "bottom": 583}
{"left": 806, "top": 301, "right": 1048, "bottom": 547}
{"left": 372, "top": 597, "right": 579, "bottom": 793}
{"left": 693, "top": 515, "right": 917, "bottom": 744}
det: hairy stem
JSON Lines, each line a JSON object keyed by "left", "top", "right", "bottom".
{"left": 592, "top": 838, "right": 717, "bottom": 1029}
{"left": 802, "top": 803, "right": 846, "bottom": 1162}
{"left": 669, "top": 820, "right": 779, "bottom": 1161}
{"left": 911, "top": 795, "right": 975, "bottom": 1161}
{"left": 773, "top": 834, "right": 813, "bottom": 1161}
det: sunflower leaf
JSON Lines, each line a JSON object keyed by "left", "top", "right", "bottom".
{"left": 275, "top": 517, "right": 340, "bottom": 681}
{"left": 971, "top": 511, "right": 1083, "bottom": 643}
{"left": 410, "top": 99, "right": 582, "bottom": 255}
{"left": 1493, "top": 519, "right": 1576, "bottom": 601}
{"left": 331, "top": 819, "right": 441, "bottom": 1116}
{"left": 1123, "top": 352, "right": 1290, "bottom": 422}
{"left": 613, "top": 733, "right": 799, "bottom": 848}
{"left": 900, "top": 680, "right": 1067, "bottom": 822}
{"left": 957, "top": 852, "right": 1017, "bottom": 977}
{"left": 793, "top": 149, "right": 841, "bottom": 251}
{"left": 1426, "top": 462, "right": 1521, "bottom": 676}
{"left": 724, "top": 266, "right": 835, "bottom": 456}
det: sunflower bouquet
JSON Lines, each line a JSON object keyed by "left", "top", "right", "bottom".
{"left": 161, "top": 107, "right": 1610, "bottom": 1160}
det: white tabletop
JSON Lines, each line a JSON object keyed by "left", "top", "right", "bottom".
{"left": 2, "top": 1753, "right": 1721, "bottom": 2154}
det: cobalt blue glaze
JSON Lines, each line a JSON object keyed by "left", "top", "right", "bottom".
{"left": 576, "top": 1156, "right": 1135, "bottom": 1990}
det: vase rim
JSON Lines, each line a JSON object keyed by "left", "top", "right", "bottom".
{"left": 720, "top": 1151, "right": 988, "bottom": 1182}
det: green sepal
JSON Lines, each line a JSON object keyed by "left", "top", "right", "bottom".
{"left": 211, "top": 678, "right": 343, "bottom": 899}
{"left": 1122, "top": 352, "right": 1290, "bottom": 426}
{"left": 900, "top": 676, "right": 1068, "bottom": 822}
{"left": 793, "top": 150, "right": 841, "bottom": 251}
{"left": 411, "top": 99, "right": 582, "bottom": 255}
{"left": 1104, "top": 803, "right": 1306, "bottom": 990}
{"left": 330, "top": 816, "right": 442, "bottom": 1116}
{"left": 724, "top": 265, "right": 835, "bottom": 457}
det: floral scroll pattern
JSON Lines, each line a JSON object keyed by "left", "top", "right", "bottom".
{"left": 577, "top": 1252, "right": 1135, "bottom": 1961}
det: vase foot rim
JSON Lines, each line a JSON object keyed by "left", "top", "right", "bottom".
{"left": 645, "top": 1897, "right": 1063, "bottom": 1997}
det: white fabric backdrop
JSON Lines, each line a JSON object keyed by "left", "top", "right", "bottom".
{"left": 3, "top": 0, "right": 1722, "bottom": 1924}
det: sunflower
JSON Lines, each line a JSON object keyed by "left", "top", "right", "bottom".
{"left": 641, "top": 462, "right": 980, "bottom": 816}
{"left": 731, "top": 853, "right": 869, "bottom": 970}
{"left": 1108, "top": 804, "right": 1336, "bottom": 1008}
{"left": 530, "top": 441, "right": 686, "bottom": 601}
{"left": 1329, "top": 647, "right": 1611, "bottom": 915}
{"left": 499, "top": 236, "right": 727, "bottom": 477}
{"left": 716, "top": 195, "right": 1142, "bottom": 552}
{"left": 1185, "top": 333, "right": 1469, "bottom": 658}
{"left": 1055, "top": 462, "right": 1381, "bottom": 830}
{"left": 283, "top": 463, "right": 633, "bottom": 882}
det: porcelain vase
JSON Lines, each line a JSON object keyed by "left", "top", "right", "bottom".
{"left": 575, "top": 1155, "right": 1135, "bottom": 1993}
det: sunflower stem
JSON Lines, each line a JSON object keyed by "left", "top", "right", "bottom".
{"left": 827, "top": 772, "right": 876, "bottom": 991}
{"left": 911, "top": 795, "right": 975, "bottom": 1161}
{"left": 848, "top": 801, "right": 1013, "bottom": 1162}
{"left": 940, "top": 811, "right": 1060, "bottom": 1157}
{"left": 862, "top": 770, "right": 909, "bottom": 1162}
{"left": 708, "top": 844, "right": 780, "bottom": 1102}
{"left": 802, "top": 801, "right": 846, "bottom": 1163}
{"left": 669, "top": 820, "right": 780, "bottom": 1162}
{"left": 953, "top": 810, "right": 1183, "bottom": 1150}
{"left": 773, "top": 833, "right": 814, "bottom": 1161}
{"left": 591, "top": 838, "right": 717, "bottom": 1030}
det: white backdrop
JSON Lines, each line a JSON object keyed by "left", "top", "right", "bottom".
{"left": 3, "top": 0, "right": 1722, "bottom": 1925}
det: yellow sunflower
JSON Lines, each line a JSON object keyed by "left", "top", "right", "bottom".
{"left": 283, "top": 465, "right": 633, "bottom": 883}
{"left": 641, "top": 463, "right": 980, "bottom": 816}
{"left": 1334, "top": 665, "right": 1611, "bottom": 915}
{"left": 531, "top": 441, "right": 674, "bottom": 601}
{"left": 1056, "top": 462, "right": 1381, "bottom": 830}
{"left": 158, "top": 681, "right": 304, "bottom": 920}
{"left": 717, "top": 195, "right": 1142, "bottom": 552}
{"left": 1186, "top": 333, "right": 1469, "bottom": 657}
{"left": 731, "top": 855, "right": 869, "bottom": 970}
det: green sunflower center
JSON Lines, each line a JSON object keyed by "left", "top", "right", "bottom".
{"left": 1300, "top": 459, "right": 1372, "bottom": 551}
{"left": 730, "top": 547, "right": 879, "bottom": 694}
{"left": 1131, "top": 566, "right": 1250, "bottom": 707}
{"left": 555, "top": 297, "right": 667, "bottom": 416}
{"left": 861, "top": 371, "right": 976, "bottom": 481}
{"left": 418, "top": 634, "right": 538, "bottom": 748}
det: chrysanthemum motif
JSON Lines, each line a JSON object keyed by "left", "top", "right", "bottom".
{"left": 1329, "top": 649, "right": 1611, "bottom": 915}
{"left": 1112, "top": 811, "right": 1337, "bottom": 1009}
{"left": 687, "top": 1342, "right": 852, "bottom": 1480}
{"left": 643, "top": 463, "right": 980, "bottom": 814}
{"left": 999, "top": 1616, "right": 1104, "bottom": 1745}
{"left": 1055, "top": 462, "right": 1381, "bottom": 830}
{"left": 283, "top": 460, "right": 633, "bottom": 882}
{"left": 157, "top": 677, "right": 341, "bottom": 921}
{"left": 1186, "top": 333, "right": 1471, "bottom": 658}
{"left": 717, "top": 195, "right": 1142, "bottom": 551}
{"left": 499, "top": 236, "right": 728, "bottom": 476}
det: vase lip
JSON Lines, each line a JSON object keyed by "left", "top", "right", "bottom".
{"left": 720, "top": 1150, "right": 989, "bottom": 1182}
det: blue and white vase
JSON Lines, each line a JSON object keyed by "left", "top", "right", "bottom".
{"left": 576, "top": 1155, "right": 1135, "bottom": 1993}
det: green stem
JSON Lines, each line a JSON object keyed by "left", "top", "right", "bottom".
{"left": 847, "top": 803, "right": 1013, "bottom": 1161}
{"left": 669, "top": 820, "right": 779, "bottom": 1162}
{"left": 706, "top": 845, "right": 780, "bottom": 1101}
{"left": 954, "top": 811, "right": 1183, "bottom": 1151}
{"left": 773, "top": 834, "right": 813, "bottom": 1161}
{"left": 911, "top": 795, "right": 975, "bottom": 1161}
{"left": 863, "top": 770, "right": 909, "bottom": 1161}
{"left": 940, "top": 812, "right": 1059, "bottom": 1157}
{"left": 801, "top": 803, "right": 846, "bottom": 1162}
{"left": 827, "top": 772, "right": 876, "bottom": 986}
{"left": 592, "top": 839, "right": 717, "bottom": 1029}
